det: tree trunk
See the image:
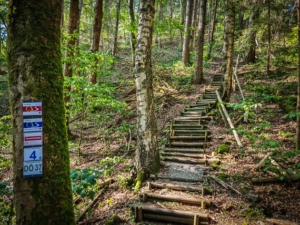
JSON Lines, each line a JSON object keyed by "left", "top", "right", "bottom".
{"left": 223, "top": 0, "right": 235, "bottom": 102}
{"left": 113, "top": 0, "right": 121, "bottom": 56}
{"left": 266, "top": 0, "right": 271, "bottom": 76}
{"left": 190, "top": 0, "right": 198, "bottom": 50}
{"left": 297, "top": 0, "right": 300, "bottom": 150}
{"left": 207, "top": 0, "right": 217, "bottom": 59}
{"left": 182, "top": 0, "right": 194, "bottom": 66}
{"left": 7, "top": 0, "right": 75, "bottom": 224}
{"left": 246, "top": 6, "right": 259, "bottom": 64}
{"left": 194, "top": 0, "right": 207, "bottom": 84}
{"left": 64, "top": 0, "right": 80, "bottom": 136}
{"left": 128, "top": 0, "right": 136, "bottom": 66}
{"left": 90, "top": 0, "right": 103, "bottom": 84}
{"left": 134, "top": 0, "right": 160, "bottom": 190}
{"left": 180, "top": 0, "right": 187, "bottom": 46}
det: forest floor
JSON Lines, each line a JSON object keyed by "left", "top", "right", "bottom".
{"left": 1, "top": 43, "right": 300, "bottom": 225}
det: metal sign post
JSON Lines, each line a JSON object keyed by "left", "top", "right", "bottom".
{"left": 22, "top": 101, "right": 43, "bottom": 178}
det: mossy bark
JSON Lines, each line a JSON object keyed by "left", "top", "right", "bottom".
{"left": 7, "top": 0, "right": 75, "bottom": 224}
{"left": 134, "top": 0, "right": 160, "bottom": 189}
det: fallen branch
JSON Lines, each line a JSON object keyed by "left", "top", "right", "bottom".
{"left": 252, "top": 175, "right": 300, "bottom": 183}
{"left": 210, "top": 175, "right": 242, "bottom": 196}
{"left": 75, "top": 178, "right": 114, "bottom": 223}
{"left": 255, "top": 152, "right": 273, "bottom": 170}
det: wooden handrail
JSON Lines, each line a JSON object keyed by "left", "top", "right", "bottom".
{"left": 215, "top": 90, "right": 243, "bottom": 147}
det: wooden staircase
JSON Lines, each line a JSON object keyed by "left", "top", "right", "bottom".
{"left": 133, "top": 73, "right": 224, "bottom": 224}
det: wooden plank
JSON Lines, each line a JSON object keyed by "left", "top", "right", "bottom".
{"left": 143, "top": 193, "right": 211, "bottom": 207}
{"left": 147, "top": 182, "right": 206, "bottom": 193}
{"left": 162, "top": 157, "right": 207, "bottom": 164}
{"left": 142, "top": 206, "right": 209, "bottom": 219}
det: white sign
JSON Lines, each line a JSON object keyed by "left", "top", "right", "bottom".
{"left": 23, "top": 118, "right": 43, "bottom": 132}
{"left": 24, "top": 147, "right": 43, "bottom": 161}
{"left": 24, "top": 132, "right": 43, "bottom": 146}
{"left": 23, "top": 102, "right": 42, "bottom": 116}
{"left": 23, "top": 161, "right": 43, "bottom": 177}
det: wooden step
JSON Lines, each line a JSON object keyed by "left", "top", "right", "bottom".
{"left": 134, "top": 206, "right": 210, "bottom": 224}
{"left": 167, "top": 142, "right": 207, "bottom": 147}
{"left": 169, "top": 135, "right": 211, "bottom": 140}
{"left": 160, "top": 152, "right": 204, "bottom": 159}
{"left": 141, "top": 193, "right": 211, "bottom": 207}
{"left": 171, "top": 124, "right": 206, "bottom": 130}
{"left": 172, "top": 130, "right": 211, "bottom": 136}
{"left": 161, "top": 157, "right": 207, "bottom": 165}
{"left": 173, "top": 119, "right": 201, "bottom": 125}
{"left": 175, "top": 116, "right": 212, "bottom": 120}
{"left": 189, "top": 103, "right": 212, "bottom": 108}
{"left": 180, "top": 112, "right": 203, "bottom": 117}
{"left": 163, "top": 148, "right": 204, "bottom": 153}
{"left": 185, "top": 107, "right": 207, "bottom": 111}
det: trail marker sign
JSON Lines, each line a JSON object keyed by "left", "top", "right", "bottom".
{"left": 23, "top": 101, "right": 43, "bottom": 178}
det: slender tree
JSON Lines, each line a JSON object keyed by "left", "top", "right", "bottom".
{"left": 182, "top": 0, "right": 194, "bottom": 65}
{"left": 7, "top": 0, "right": 75, "bottom": 224}
{"left": 223, "top": 0, "right": 235, "bottom": 101}
{"left": 180, "top": 0, "right": 187, "bottom": 45}
{"left": 113, "top": 0, "right": 122, "bottom": 56}
{"left": 90, "top": 0, "right": 103, "bottom": 84}
{"left": 128, "top": 0, "right": 136, "bottom": 65}
{"left": 190, "top": 0, "right": 198, "bottom": 50}
{"left": 246, "top": 3, "right": 259, "bottom": 63}
{"left": 134, "top": 0, "right": 160, "bottom": 189}
{"left": 266, "top": 0, "right": 271, "bottom": 76}
{"left": 64, "top": 0, "right": 80, "bottom": 136}
{"left": 207, "top": 0, "right": 218, "bottom": 59}
{"left": 194, "top": 0, "right": 207, "bottom": 84}
{"left": 297, "top": 0, "right": 300, "bottom": 150}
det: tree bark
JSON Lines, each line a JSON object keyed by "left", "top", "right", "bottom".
{"left": 182, "top": 0, "right": 194, "bottom": 66}
{"left": 64, "top": 0, "right": 80, "bottom": 136}
{"left": 134, "top": 0, "right": 160, "bottom": 190}
{"left": 297, "top": 0, "right": 300, "bottom": 150}
{"left": 194, "top": 0, "right": 207, "bottom": 84}
{"left": 180, "top": 0, "right": 187, "bottom": 46}
{"left": 207, "top": 0, "right": 218, "bottom": 59}
{"left": 223, "top": 0, "right": 235, "bottom": 102}
{"left": 128, "top": 0, "right": 136, "bottom": 66}
{"left": 7, "top": 0, "right": 75, "bottom": 224}
{"left": 113, "top": 0, "right": 121, "bottom": 56}
{"left": 190, "top": 0, "right": 198, "bottom": 50}
{"left": 90, "top": 0, "right": 103, "bottom": 84}
{"left": 266, "top": 0, "right": 271, "bottom": 76}
{"left": 246, "top": 6, "right": 259, "bottom": 64}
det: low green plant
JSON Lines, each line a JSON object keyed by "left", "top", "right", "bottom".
{"left": 70, "top": 168, "right": 102, "bottom": 200}
{"left": 0, "top": 182, "right": 14, "bottom": 224}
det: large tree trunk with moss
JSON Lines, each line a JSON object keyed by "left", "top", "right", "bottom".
{"left": 223, "top": 0, "right": 235, "bottom": 102}
{"left": 128, "top": 0, "right": 136, "bottom": 66}
{"left": 90, "top": 0, "right": 103, "bottom": 84}
{"left": 194, "top": 0, "right": 207, "bottom": 84}
{"left": 7, "top": 0, "right": 75, "bottom": 224}
{"left": 182, "top": 0, "right": 194, "bottom": 65}
{"left": 297, "top": 0, "right": 300, "bottom": 150}
{"left": 134, "top": 0, "right": 160, "bottom": 190}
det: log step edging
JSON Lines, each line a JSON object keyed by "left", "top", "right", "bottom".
{"left": 134, "top": 206, "right": 210, "bottom": 224}
{"left": 141, "top": 193, "right": 211, "bottom": 208}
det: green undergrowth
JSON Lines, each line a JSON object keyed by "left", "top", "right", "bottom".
{"left": 227, "top": 68, "right": 300, "bottom": 180}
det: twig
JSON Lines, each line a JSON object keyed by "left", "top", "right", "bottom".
{"left": 75, "top": 179, "right": 114, "bottom": 223}
{"left": 255, "top": 152, "right": 273, "bottom": 170}
{"left": 210, "top": 175, "right": 242, "bottom": 196}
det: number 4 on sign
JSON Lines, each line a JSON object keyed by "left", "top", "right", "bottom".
{"left": 30, "top": 151, "right": 36, "bottom": 160}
